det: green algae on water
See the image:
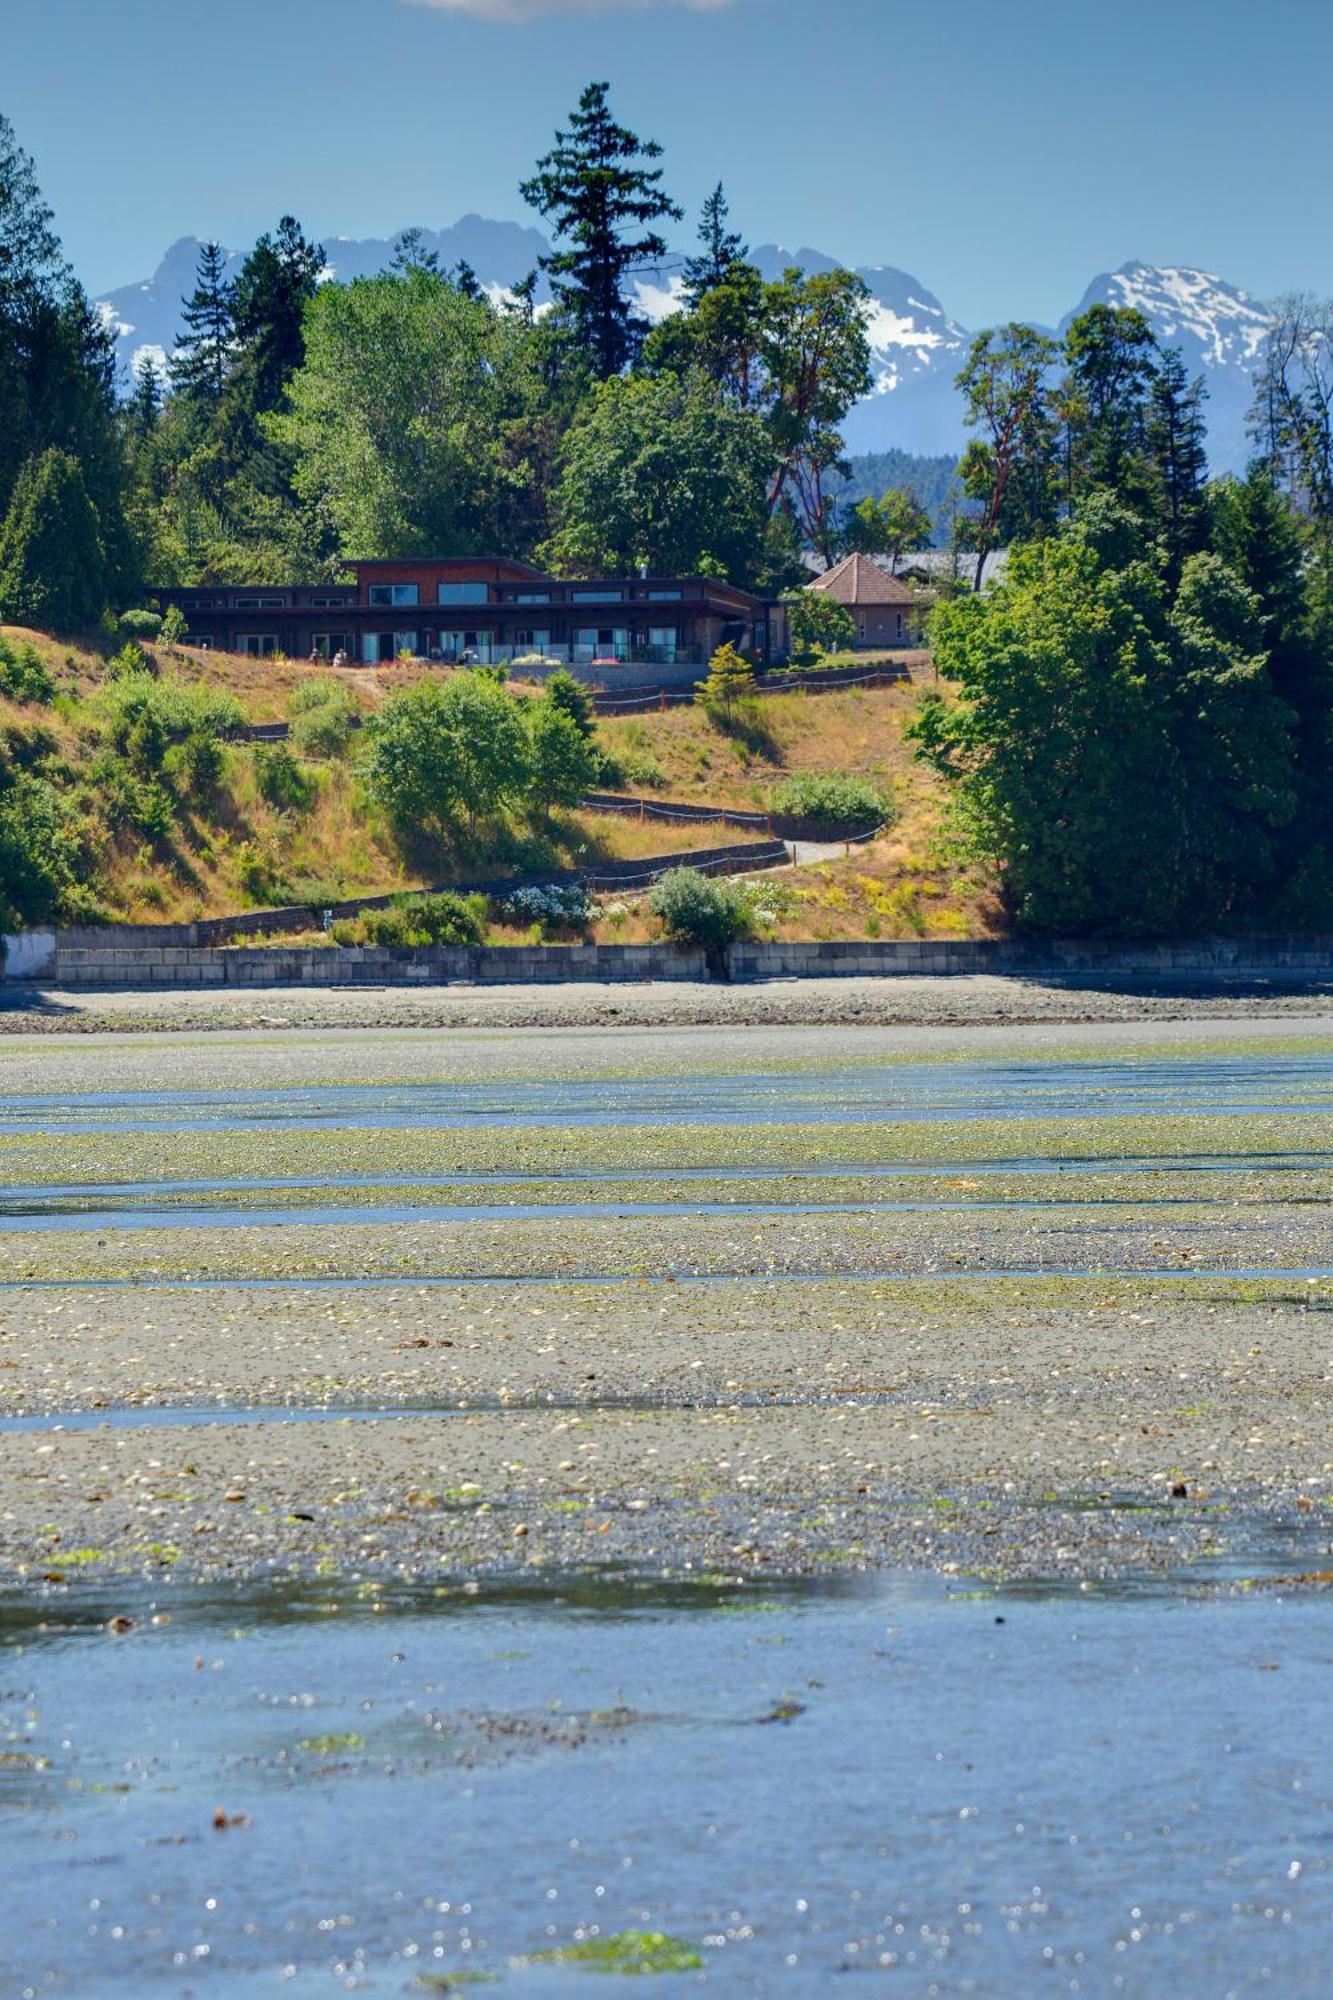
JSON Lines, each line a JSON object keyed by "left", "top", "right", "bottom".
{"left": 523, "top": 1929, "right": 705, "bottom": 1974}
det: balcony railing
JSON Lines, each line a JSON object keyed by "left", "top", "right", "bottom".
{"left": 434, "top": 642, "right": 703, "bottom": 670}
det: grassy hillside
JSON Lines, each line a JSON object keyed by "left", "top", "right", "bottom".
{"left": 0, "top": 630, "right": 991, "bottom": 939}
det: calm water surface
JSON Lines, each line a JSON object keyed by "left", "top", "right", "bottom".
{"left": 1, "top": 1568, "right": 1330, "bottom": 1997}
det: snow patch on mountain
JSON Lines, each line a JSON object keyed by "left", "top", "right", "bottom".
{"left": 1097, "top": 261, "right": 1274, "bottom": 369}
{"left": 93, "top": 226, "right": 1281, "bottom": 472}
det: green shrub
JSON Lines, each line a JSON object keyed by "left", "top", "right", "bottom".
{"left": 118, "top": 609, "right": 163, "bottom": 641}
{"left": 291, "top": 703, "right": 354, "bottom": 758}
{"left": 254, "top": 743, "right": 316, "bottom": 812}
{"left": 88, "top": 753, "right": 177, "bottom": 839}
{"left": 159, "top": 604, "right": 188, "bottom": 649}
{"left": 165, "top": 729, "right": 225, "bottom": 796}
{"left": 105, "top": 640, "right": 154, "bottom": 681}
{"left": 647, "top": 867, "right": 755, "bottom": 951}
{"left": 0, "top": 772, "right": 91, "bottom": 924}
{"left": 289, "top": 673, "right": 350, "bottom": 716}
{"left": 359, "top": 891, "right": 488, "bottom": 949}
{"left": 0, "top": 638, "right": 55, "bottom": 705}
{"left": 768, "top": 772, "right": 893, "bottom": 832}
{"left": 235, "top": 840, "right": 289, "bottom": 905}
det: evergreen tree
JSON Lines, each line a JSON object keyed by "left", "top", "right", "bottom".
{"left": 0, "top": 448, "right": 106, "bottom": 629}
{"left": 543, "top": 666, "right": 595, "bottom": 742}
{"left": 392, "top": 228, "right": 440, "bottom": 276}
{"left": 0, "top": 112, "right": 64, "bottom": 315}
{"left": 1061, "top": 305, "right": 1160, "bottom": 507}
{"left": 169, "top": 242, "right": 235, "bottom": 409}
{"left": 1146, "top": 349, "right": 1209, "bottom": 586}
{"left": 231, "top": 216, "right": 323, "bottom": 411}
{"left": 682, "top": 184, "right": 746, "bottom": 307}
{"left": 129, "top": 354, "right": 163, "bottom": 438}
{"left": 450, "top": 260, "right": 482, "bottom": 301}
{"left": 520, "top": 81, "right": 683, "bottom": 377}
{"left": 0, "top": 117, "right": 132, "bottom": 600}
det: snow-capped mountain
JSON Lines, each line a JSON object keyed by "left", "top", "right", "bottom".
{"left": 1061, "top": 262, "right": 1275, "bottom": 473}
{"left": 96, "top": 227, "right": 1277, "bottom": 474}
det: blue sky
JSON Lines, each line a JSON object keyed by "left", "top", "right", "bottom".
{"left": 7, "top": 0, "right": 1330, "bottom": 326}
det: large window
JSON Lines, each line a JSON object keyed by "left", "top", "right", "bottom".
{"left": 236, "top": 634, "right": 280, "bottom": 658}
{"left": 646, "top": 626, "right": 678, "bottom": 663}
{"left": 571, "top": 589, "right": 621, "bottom": 605}
{"left": 513, "top": 628, "right": 552, "bottom": 654}
{"left": 438, "top": 582, "right": 489, "bottom": 605}
{"left": 310, "top": 633, "right": 350, "bottom": 661}
{"left": 235, "top": 596, "right": 288, "bottom": 609}
{"left": 514, "top": 591, "right": 550, "bottom": 605}
{"left": 368, "top": 583, "right": 419, "bottom": 607}
{"left": 646, "top": 589, "right": 682, "bottom": 602}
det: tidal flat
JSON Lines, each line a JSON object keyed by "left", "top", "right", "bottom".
{"left": 2, "top": 1016, "right": 1330, "bottom": 1994}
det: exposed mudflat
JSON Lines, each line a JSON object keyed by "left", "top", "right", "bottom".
{"left": 0, "top": 1015, "right": 1328, "bottom": 1592}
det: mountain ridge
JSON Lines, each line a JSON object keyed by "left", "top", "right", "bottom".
{"left": 96, "top": 227, "right": 1275, "bottom": 474}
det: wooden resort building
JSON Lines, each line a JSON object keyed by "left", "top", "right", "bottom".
{"left": 155, "top": 559, "right": 774, "bottom": 671}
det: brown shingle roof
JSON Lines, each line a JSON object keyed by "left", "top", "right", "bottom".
{"left": 809, "top": 553, "right": 917, "bottom": 607}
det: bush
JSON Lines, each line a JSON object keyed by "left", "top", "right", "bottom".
{"left": 768, "top": 772, "right": 893, "bottom": 832}
{"left": 350, "top": 892, "right": 488, "bottom": 949}
{"left": 0, "top": 772, "right": 91, "bottom": 924}
{"left": 782, "top": 588, "right": 856, "bottom": 663}
{"left": 118, "top": 609, "right": 163, "bottom": 640}
{"left": 289, "top": 673, "right": 350, "bottom": 716}
{"left": 543, "top": 668, "right": 595, "bottom": 741}
{"left": 288, "top": 676, "right": 356, "bottom": 757}
{"left": 503, "top": 882, "right": 594, "bottom": 928}
{"left": 235, "top": 839, "right": 291, "bottom": 906}
{"left": 254, "top": 743, "right": 316, "bottom": 812}
{"left": 527, "top": 697, "right": 600, "bottom": 811}
{"left": 362, "top": 674, "right": 530, "bottom": 839}
{"left": 647, "top": 867, "right": 755, "bottom": 952}
{"left": 291, "top": 701, "right": 355, "bottom": 757}
{"left": 0, "top": 637, "right": 55, "bottom": 705}
{"left": 105, "top": 640, "right": 154, "bottom": 681}
{"left": 160, "top": 604, "right": 188, "bottom": 649}
{"left": 165, "top": 729, "right": 225, "bottom": 796}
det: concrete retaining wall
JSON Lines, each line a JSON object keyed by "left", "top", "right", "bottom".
{"left": 50, "top": 933, "right": 1333, "bottom": 990}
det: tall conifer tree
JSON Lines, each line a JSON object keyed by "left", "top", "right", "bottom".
{"left": 520, "top": 81, "right": 682, "bottom": 377}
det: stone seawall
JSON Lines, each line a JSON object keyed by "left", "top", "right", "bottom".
{"left": 50, "top": 935, "right": 1333, "bottom": 990}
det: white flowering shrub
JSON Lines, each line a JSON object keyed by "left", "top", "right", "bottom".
{"left": 503, "top": 882, "right": 595, "bottom": 926}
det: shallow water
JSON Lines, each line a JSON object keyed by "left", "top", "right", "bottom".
{"left": 6, "top": 1051, "right": 1333, "bottom": 1134}
{"left": 2, "top": 1566, "right": 1329, "bottom": 1997}
{"left": 6, "top": 1032, "right": 1332, "bottom": 1994}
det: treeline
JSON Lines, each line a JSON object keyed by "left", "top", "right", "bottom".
{"left": 914, "top": 301, "right": 1333, "bottom": 933}
{"left": 0, "top": 89, "right": 939, "bottom": 624}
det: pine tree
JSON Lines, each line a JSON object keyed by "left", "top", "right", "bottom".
{"left": 0, "top": 448, "right": 105, "bottom": 629}
{"left": 0, "top": 111, "right": 65, "bottom": 314}
{"left": 682, "top": 184, "right": 746, "bottom": 307}
{"left": 392, "top": 228, "right": 440, "bottom": 276}
{"left": 1146, "top": 349, "right": 1209, "bottom": 587}
{"left": 169, "top": 242, "right": 235, "bottom": 408}
{"left": 231, "top": 216, "right": 323, "bottom": 411}
{"left": 129, "top": 354, "right": 163, "bottom": 438}
{"left": 520, "top": 81, "right": 683, "bottom": 377}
